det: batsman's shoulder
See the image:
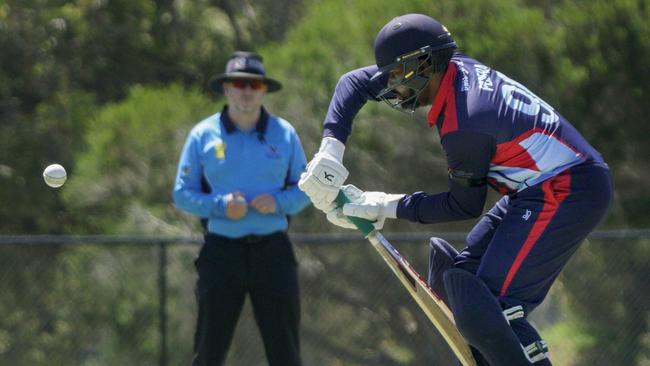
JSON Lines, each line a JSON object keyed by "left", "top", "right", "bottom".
{"left": 339, "top": 65, "right": 377, "bottom": 85}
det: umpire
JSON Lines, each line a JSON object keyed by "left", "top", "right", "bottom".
{"left": 172, "top": 51, "right": 310, "bottom": 366}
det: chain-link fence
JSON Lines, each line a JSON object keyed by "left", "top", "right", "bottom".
{"left": 0, "top": 230, "right": 648, "bottom": 366}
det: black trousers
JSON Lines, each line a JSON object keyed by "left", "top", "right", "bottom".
{"left": 192, "top": 232, "right": 302, "bottom": 366}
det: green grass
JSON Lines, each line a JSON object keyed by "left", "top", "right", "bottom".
{"left": 541, "top": 321, "right": 596, "bottom": 365}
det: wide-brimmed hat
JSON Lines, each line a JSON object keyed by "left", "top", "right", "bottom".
{"left": 208, "top": 51, "right": 282, "bottom": 94}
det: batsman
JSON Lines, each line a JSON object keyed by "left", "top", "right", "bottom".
{"left": 298, "top": 13, "right": 613, "bottom": 365}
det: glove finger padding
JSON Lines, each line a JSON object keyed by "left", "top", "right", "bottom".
{"left": 299, "top": 176, "right": 335, "bottom": 211}
{"left": 342, "top": 190, "right": 405, "bottom": 231}
{"left": 342, "top": 192, "right": 384, "bottom": 221}
{"left": 340, "top": 184, "right": 364, "bottom": 202}
{"left": 337, "top": 185, "right": 386, "bottom": 230}
{"left": 315, "top": 200, "right": 336, "bottom": 213}
{"left": 326, "top": 208, "right": 357, "bottom": 229}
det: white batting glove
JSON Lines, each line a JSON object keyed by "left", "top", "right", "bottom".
{"left": 298, "top": 137, "right": 348, "bottom": 212}
{"left": 325, "top": 184, "right": 364, "bottom": 229}
{"left": 342, "top": 189, "right": 405, "bottom": 231}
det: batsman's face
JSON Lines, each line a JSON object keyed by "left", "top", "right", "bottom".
{"left": 387, "top": 68, "right": 413, "bottom": 100}
{"left": 223, "top": 79, "right": 267, "bottom": 114}
{"left": 386, "top": 66, "right": 432, "bottom": 110}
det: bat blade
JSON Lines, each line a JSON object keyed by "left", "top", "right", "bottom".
{"left": 368, "top": 232, "right": 477, "bottom": 366}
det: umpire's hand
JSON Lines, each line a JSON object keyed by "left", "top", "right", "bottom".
{"left": 251, "top": 194, "right": 277, "bottom": 214}
{"left": 225, "top": 192, "right": 247, "bottom": 220}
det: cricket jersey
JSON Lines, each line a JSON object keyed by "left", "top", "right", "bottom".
{"left": 173, "top": 106, "right": 310, "bottom": 238}
{"left": 322, "top": 53, "right": 607, "bottom": 224}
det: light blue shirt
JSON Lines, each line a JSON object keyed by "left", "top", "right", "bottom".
{"left": 172, "top": 107, "right": 310, "bottom": 238}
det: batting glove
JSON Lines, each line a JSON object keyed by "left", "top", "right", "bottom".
{"left": 298, "top": 137, "right": 348, "bottom": 212}
{"left": 325, "top": 184, "right": 364, "bottom": 229}
{"left": 342, "top": 188, "right": 405, "bottom": 231}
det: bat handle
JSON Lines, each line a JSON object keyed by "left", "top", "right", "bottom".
{"left": 335, "top": 190, "right": 376, "bottom": 236}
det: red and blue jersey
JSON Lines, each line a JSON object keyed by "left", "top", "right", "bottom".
{"left": 429, "top": 53, "right": 604, "bottom": 195}
{"left": 322, "top": 53, "right": 606, "bottom": 224}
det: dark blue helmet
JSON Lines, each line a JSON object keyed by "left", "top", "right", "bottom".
{"left": 372, "top": 14, "right": 457, "bottom": 113}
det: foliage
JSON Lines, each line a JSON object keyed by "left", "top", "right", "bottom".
{"left": 0, "top": 0, "right": 311, "bottom": 235}
{"left": 0, "top": 0, "right": 648, "bottom": 364}
{"left": 63, "top": 84, "right": 215, "bottom": 234}
{"left": 0, "top": 91, "right": 96, "bottom": 233}
{"left": 0, "top": 244, "right": 171, "bottom": 366}
{"left": 559, "top": 238, "right": 650, "bottom": 365}
{"left": 554, "top": 0, "right": 650, "bottom": 228}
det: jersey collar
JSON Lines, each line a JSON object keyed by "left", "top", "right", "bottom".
{"left": 427, "top": 62, "right": 458, "bottom": 128}
{"left": 220, "top": 105, "right": 269, "bottom": 138}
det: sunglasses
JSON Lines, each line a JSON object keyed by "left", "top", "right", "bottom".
{"left": 228, "top": 79, "right": 266, "bottom": 90}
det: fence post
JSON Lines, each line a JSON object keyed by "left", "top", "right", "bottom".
{"left": 158, "top": 242, "right": 168, "bottom": 366}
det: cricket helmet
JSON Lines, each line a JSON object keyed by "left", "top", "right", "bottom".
{"left": 372, "top": 14, "right": 457, "bottom": 112}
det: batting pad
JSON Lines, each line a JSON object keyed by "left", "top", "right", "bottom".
{"left": 443, "top": 269, "right": 533, "bottom": 366}
{"left": 427, "top": 237, "right": 459, "bottom": 306}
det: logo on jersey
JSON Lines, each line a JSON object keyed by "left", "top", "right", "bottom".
{"left": 522, "top": 209, "right": 532, "bottom": 221}
{"left": 266, "top": 144, "right": 281, "bottom": 159}
{"left": 214, "top": 140, "right": 226, "bottom": 160}
{"left": 474, "top": 65, "right": 494, "bottom": 91}
{"left": 457, "top": 62, "right": 470, "bottom": 91}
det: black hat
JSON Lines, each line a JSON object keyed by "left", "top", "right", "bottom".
{"left": 208, "top": 51, "right": 282, "bottom": 94}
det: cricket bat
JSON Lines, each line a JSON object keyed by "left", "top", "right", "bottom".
{"left": 335, "top": 191, "right": 477, "bottom": 366}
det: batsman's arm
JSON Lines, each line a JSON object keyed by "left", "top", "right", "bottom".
{"left": 323, "top": 65, "right": 386, "bottom": 144}
{"left": 398, "top": 131, "right": 495, "bottom": 224}
{"left": 299, "top": 66, "right": 389, "bottom": 212}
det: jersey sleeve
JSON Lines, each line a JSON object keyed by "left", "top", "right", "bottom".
{"left": 323, "top": 65, "right": 388, "bottom": 143}
{"left": 397, "top": 130, "right": 496, "bottom": 223}
{"left": 273, "top": 128, "right": 311, "bottom": 215}
{"left": 172, "top": 131, "right": 227, "bottom": 218}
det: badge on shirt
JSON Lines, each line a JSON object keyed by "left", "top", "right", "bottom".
{"left": 214, "top": 140, "right": 226, "bottom": 160}
{"left": 266, "top": 144, "right": 281, "bottom": 159}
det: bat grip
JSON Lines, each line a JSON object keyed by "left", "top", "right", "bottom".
{"left": 335, "top": 190, "right": 375, "bottom": 236}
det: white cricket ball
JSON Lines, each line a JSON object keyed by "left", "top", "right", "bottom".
{"left": 43, "top": 163, "right": 67, "bottom": 188}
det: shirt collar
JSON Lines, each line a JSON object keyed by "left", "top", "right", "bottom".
{"left": 427, "top": 61, "right": 458, "bottom": 128}
{"left": 220, "top": 105, "right": 270, "bottom": 137}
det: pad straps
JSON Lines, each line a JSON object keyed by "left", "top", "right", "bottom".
{"left": 503, "top": 305, "right": 525, "bottom": 323}
{"left": 503, "top": 305, "right": 550, "bottom": 364}
{"left": 525, "top": 340, "right": 550, "bottom": 363}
